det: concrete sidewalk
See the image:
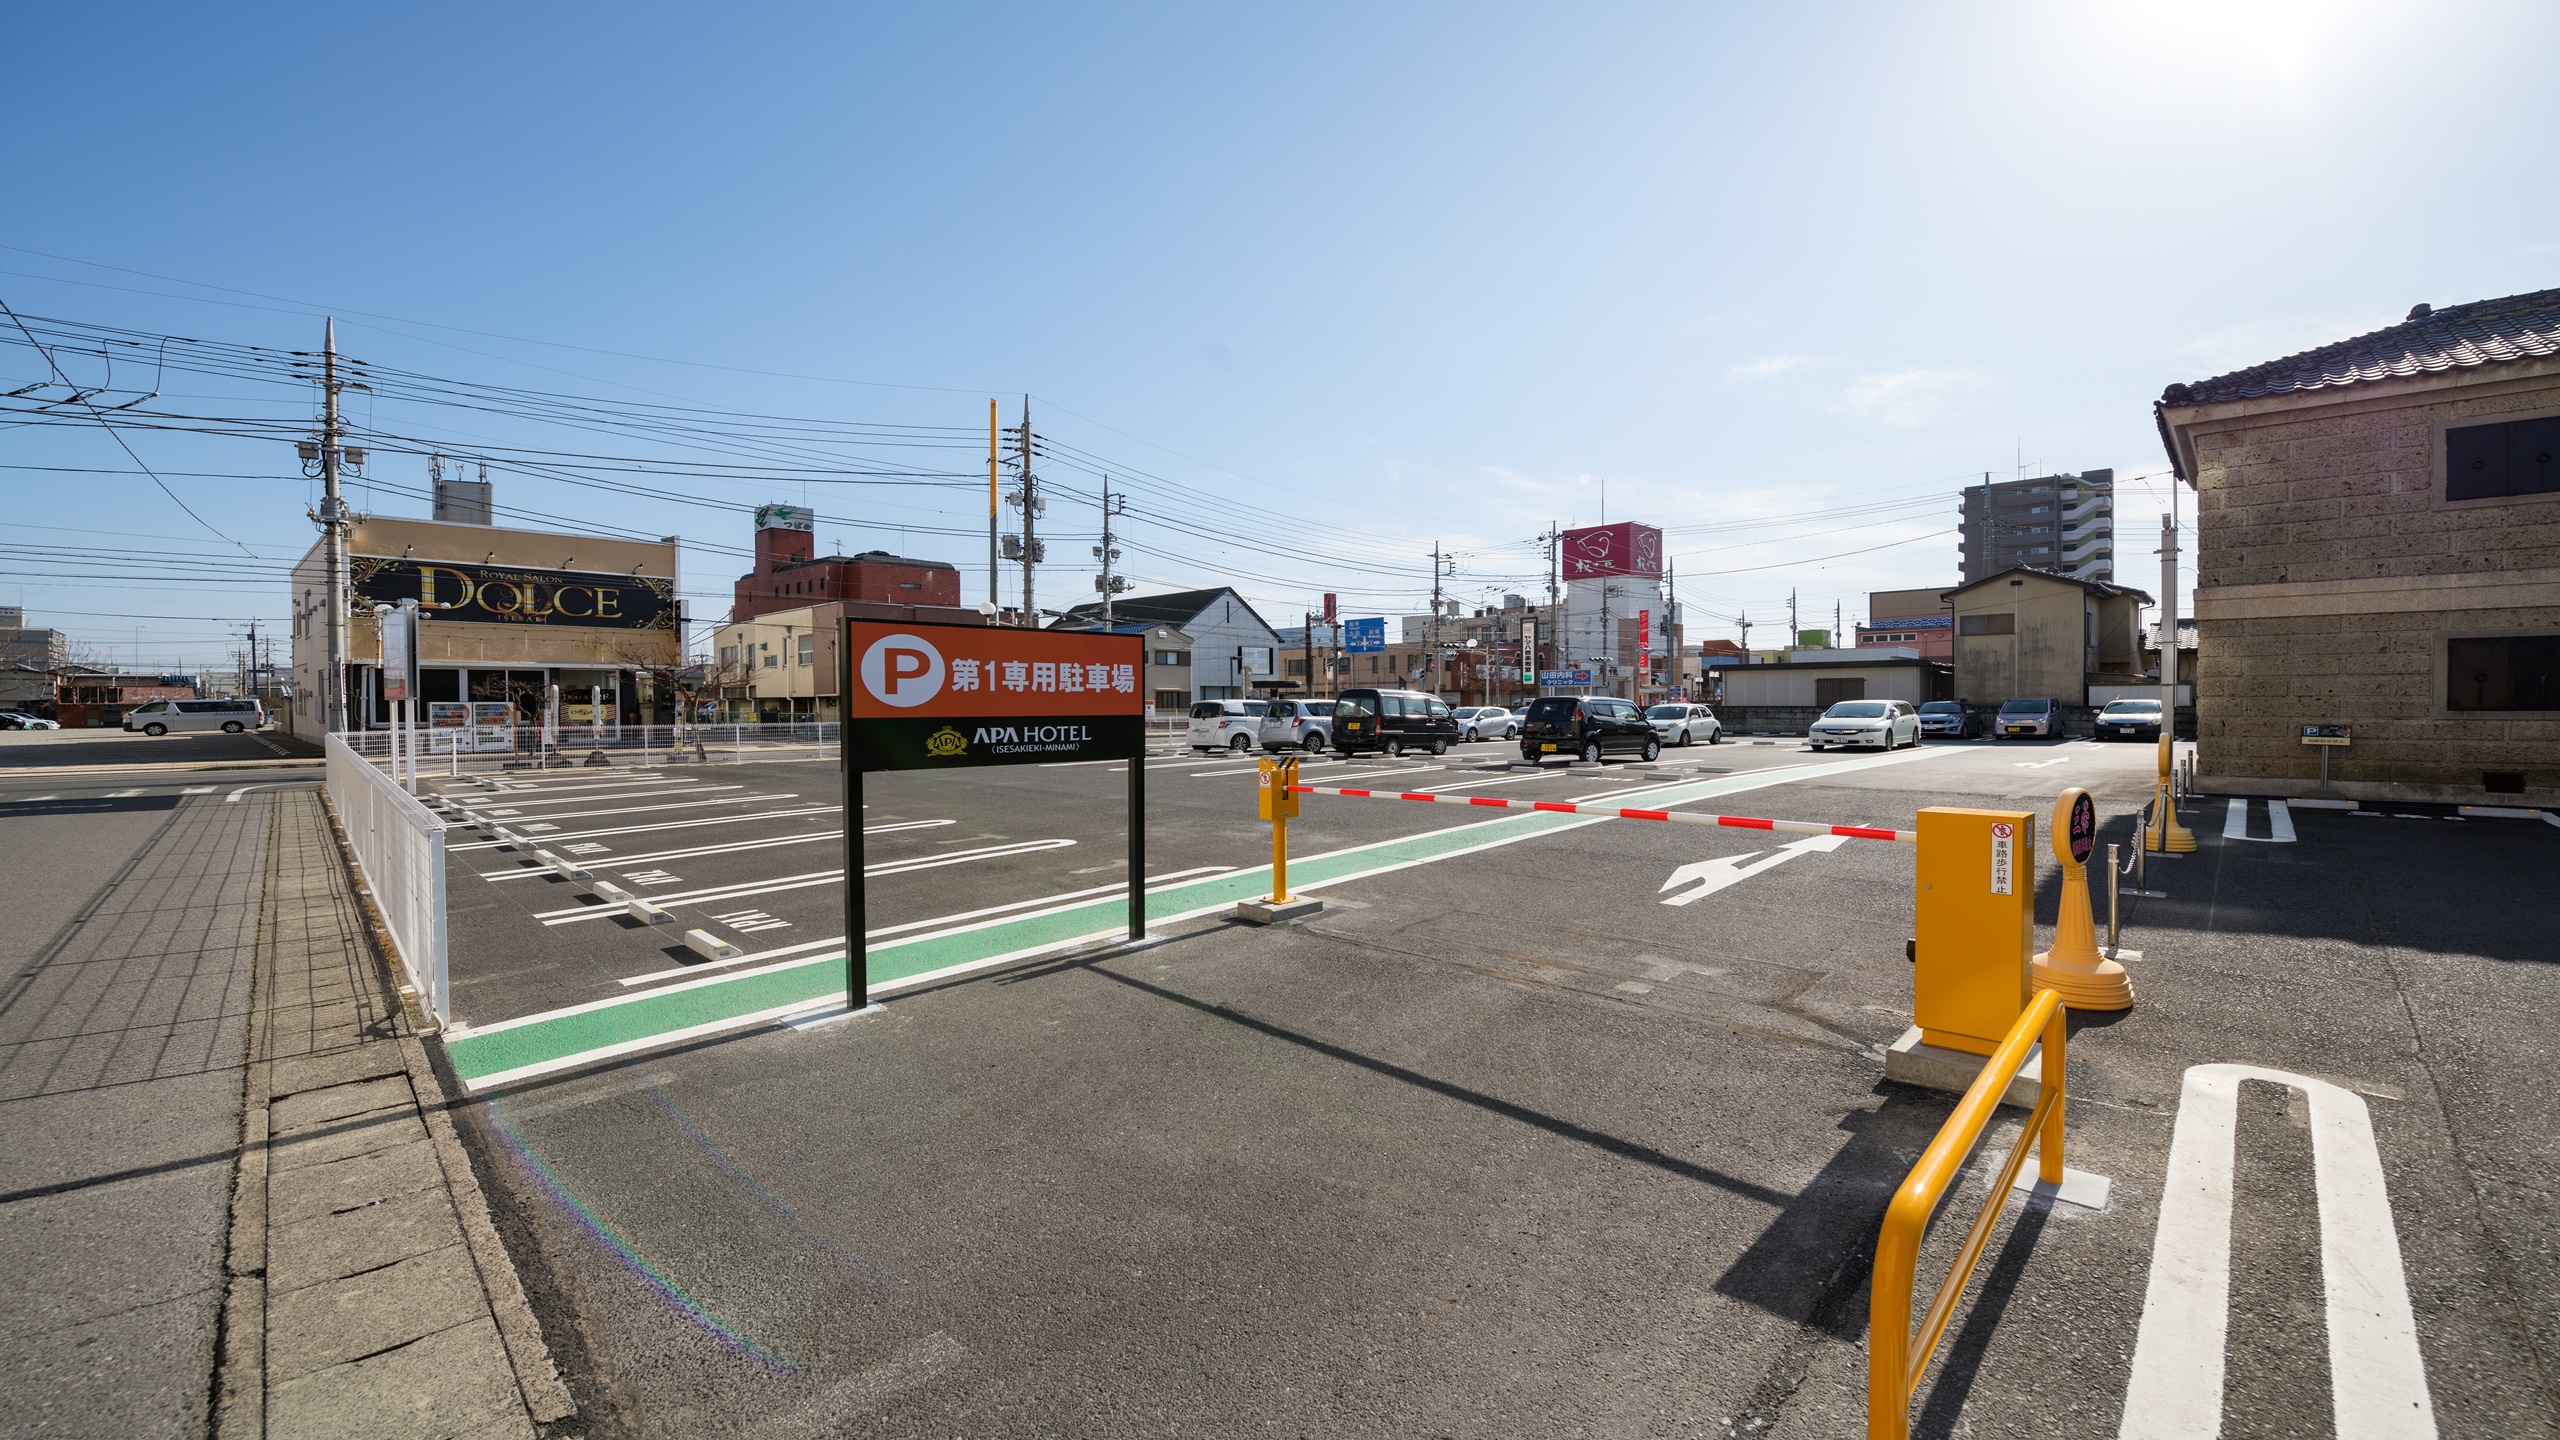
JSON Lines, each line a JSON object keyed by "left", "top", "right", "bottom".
{"left": 0, "top": 782, "right": 572, "bottom": 1438}
{"left": 220, "top": 790, "right": 573, "bottom": 1437}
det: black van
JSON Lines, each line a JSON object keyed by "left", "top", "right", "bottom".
{"left": 1518, "top": 695, "right": 1660, "bottom": 763}
{"left": 1331, "top": 688, "right": 1460, "bottom": 757}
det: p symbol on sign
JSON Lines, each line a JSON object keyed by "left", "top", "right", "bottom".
{"left": 859, "top": 633, "right": 946, "bottom": 708}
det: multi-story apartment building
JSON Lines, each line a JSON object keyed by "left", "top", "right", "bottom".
{"left": 1959, "top": 469, "right": 2115, "bottom": 583}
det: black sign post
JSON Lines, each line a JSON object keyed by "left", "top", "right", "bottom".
{"left": 839, "top": 618, "right": 1149, "bottom": 1013}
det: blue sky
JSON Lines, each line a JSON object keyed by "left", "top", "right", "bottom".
{"left": 5, "top": 2, "right": 2556, "bottom": 670}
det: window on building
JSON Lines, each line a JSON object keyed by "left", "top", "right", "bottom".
{"left": 797, "top": 635, "right": 815, "bottom": 668}
{"left": 763, "top": 653, "right": 778, "bottom": 668}
{"left": 1154, "top": 689, "right": 1186, "bottom": 711}
{"left": 2446, "top": 416, "right": 2560, "bottom": 501}
{"left": 2447, "top": 635, "right": 2559, "bottom": 711}
{"left": 1152, "top": 649, "right": 1187, "bottom": 667}
{"left": 719, "top": 645, "right": 739, "bottom": 668}
{"left": 1959, "top": 613, "right": 2016, "bottom": 636}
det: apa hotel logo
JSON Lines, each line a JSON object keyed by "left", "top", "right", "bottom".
{"left": 923, "top": 726, "right": 970, "bottom": 759}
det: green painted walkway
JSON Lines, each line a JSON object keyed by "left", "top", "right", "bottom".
{"left": 442, "top": 750, "right": 1944, "bottom": 1089}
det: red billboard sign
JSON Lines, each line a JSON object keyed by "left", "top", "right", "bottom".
{"left": 1560, "top": 522, "right": 1662, "bottom": 580}
{"left": 843, "top": 620, "right": 1144, "bottom": 770}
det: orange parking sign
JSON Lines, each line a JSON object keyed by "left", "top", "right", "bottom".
{"left": 842, "top": 619, "right": 1145, "bottom": 771}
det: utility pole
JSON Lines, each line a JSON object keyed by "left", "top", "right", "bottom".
{"left": 1003, "top": 397, "right": 1043, "bottom": 626}
{"left": 1428, "top": 542, "right": 1446, "bottom": 699}
{"left": 987, "top": 398, "right": 999, "bottom": 612}
{"left": 1834, "top": 599, "right": 1843, "bottom": 646}
{"left": 318, "top": 318, "right": 350, "bottom": 733}
{"left": 1665, "top": 557, "right": 1678, "bottom": 699}
{"left": 1787, "top": 589, "right": 1798, "bottom": 652}
{"left": 1094, "top": 477, "right": 1126, "bottom": 626}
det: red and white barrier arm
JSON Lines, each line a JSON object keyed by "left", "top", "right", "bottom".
{"left": 1283, "top": 784, "right": 1913, "bottom": 842}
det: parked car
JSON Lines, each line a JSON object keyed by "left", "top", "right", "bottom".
{"left": 1992, "top": 696, "right": 2059, "bottom": 740}
{"left": 1518, "top": 695, "right": 1661, "bottom": 764}
{"left": 0, "top": 711, "right": 62, "bottom": 730}
{"left": 1257, "top": 698, "right": 1337, "bottom": 752}
{"left": 1186, "top": 699, "right": 1269, "bottom": 752}
{"left": 1915, "top": 700, "right": 1976, "bottom": 739}
{"left": 2095, "top": 698, "right": 2165, "bottom": 742}
{"left": 124, "top": 698, "right": 266, "bottom": 736}
{"left": 1331, "top": 688, "right": 1460, "bottom": 757}
{"left": 1454, "top": 706, "right": 1517, "bottom": 741}
{"left": 1808, "top": 699, "right": 1921, "bottom": 750}
{"left": 1645, "top": 702, "right": 1723, "bottom": 746}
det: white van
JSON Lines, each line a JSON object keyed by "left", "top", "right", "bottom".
{"left": 125, "top": 698, "right": 267, "bottom": 735}
{"left": 1186, "top": 699, "right": 1268, "bottom": 752}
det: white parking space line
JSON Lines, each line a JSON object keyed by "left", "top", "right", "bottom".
{"left": 462, "top": 774, "right": 679, "bottom": 796}
{"left": 477, "top": 818, "right": 952, "bottom": 880}
{"left": 2119, "top": 1064, "right": 2434, "bottom": 1439}
{"left": 613, "top": 865, "right": 1240, "bottom": 986}
{"left": 462, "top": 783, "right": 734, "bottom": 810}
{"left": 1415, "top": 772, "right": 1565, "bottom": 794}
{"left": 457, "top": 792, "right": 798, "bottom": 828}
{"left": 450, "top": 804, "right": 835, "bottom": 851}
{"left": 181, "top": 786, "right": 216, "bottom": 795}
{"left": 535, "top": 839, "right": 1081, "bottom": 924}
{"left": 2222, "top": 797, "right": 2299, "bottom": 844}
{"left": 105, "top": 789, "right": 143, "bottom": 797}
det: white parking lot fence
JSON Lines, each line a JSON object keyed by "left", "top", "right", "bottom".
{"left": 324, "top": 731, "right": 450, "bottom": 1026}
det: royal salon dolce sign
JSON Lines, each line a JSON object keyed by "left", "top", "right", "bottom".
{"left": 348, "top": 557, "right": 676, "bottom": 632}
{"left": 843, "top": 619, "right": 1145, "bottom": 771}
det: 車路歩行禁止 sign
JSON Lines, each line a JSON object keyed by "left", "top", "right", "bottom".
{"left": 843, "top": 620, "right": 1145, "bottom": 771}
{"left": 348, "top": 558, "right": 674, "bottom": 631}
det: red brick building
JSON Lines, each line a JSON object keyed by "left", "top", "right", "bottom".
{"left": 732, "top": 521, "right": 963, "bottom": 625}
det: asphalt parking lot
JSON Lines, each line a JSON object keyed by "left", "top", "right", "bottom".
{"left": 419, "top": 735, "right": 2560, "bottom": 1437}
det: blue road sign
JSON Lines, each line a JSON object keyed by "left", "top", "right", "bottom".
{"left": 1345, "top": 617, "right": 1386, "bottom": 653}
{"left": 1537, "top": 668, "right": 1592, "bottom": 686}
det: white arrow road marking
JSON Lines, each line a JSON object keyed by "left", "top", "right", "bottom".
{"left": 1657, "top": 832, "right": 1851, "bottom": 906}
{"left": 2015, "top": 756, "right": 2072, "bottom": 770}
{"left": 2119, "top": 1064, "right": 2434, "bottom": 1440}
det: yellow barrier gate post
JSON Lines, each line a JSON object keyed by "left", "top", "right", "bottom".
{"left": 2031, "top": 787, "right": 2136, "bottom": 1010}
{"left": 1885, "top": 805, "right": 2046, "bottom": 1105}
{"left": 1235, "top": 754, "right": 1323, "bottom": 924}
{"left": 2144, "top": 733, "right": 2196, "bottom": 853}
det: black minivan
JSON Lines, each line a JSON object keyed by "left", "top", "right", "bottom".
{"left": 1518, "top": 695, "right": 1660, "bottom": 764}
{"left": 1331, "top": 688, "right": 1461, "bottom": 757}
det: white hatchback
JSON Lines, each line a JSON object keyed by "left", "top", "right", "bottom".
{"left": 1453, "top": 706, "right": 1517, "bottom": 741}
{"left": 1186, "top": 699, "right": 1269, "bottom": 752}
{"left": 1808, "top": 700, "right": 1920, "bottom": 750}
{"left": 1646, "top": 703, "right": 1723, "bottom": 746}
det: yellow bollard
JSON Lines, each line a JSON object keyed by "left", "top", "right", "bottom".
{"left": 1235, "top": 756, "right": 1320, "bottom": 924}
{"left": 2033, "top": 788, "right": 2135, "bottom": 1011}
{"left": 2143, "top": 734, "right": 2196, "bottom": 853}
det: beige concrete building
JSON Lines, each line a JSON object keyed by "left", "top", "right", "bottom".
{"left": 288, "top": 516, "right": 680, "bottom": 740}
{"left": 2157, "top": 289, "right": 2560, "bottom": 802}
{"left": 710, "top": 597, "right": 991, "bottom": 722}
{"left": 1944, "top": 568, "right": 2150, "bottom": 708}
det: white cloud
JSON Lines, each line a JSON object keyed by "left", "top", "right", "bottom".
{"left": 1724, "top": 354, "right": 1821, "bottom": 382}
{"left": 1835, "top": 367, "right": 2002, "bottom": 427}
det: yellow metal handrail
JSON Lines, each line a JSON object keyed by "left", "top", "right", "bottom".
{"left": 1868, "top": 987, "right": 2067, "bottom": 1439}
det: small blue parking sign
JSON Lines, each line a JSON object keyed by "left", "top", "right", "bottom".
{"left": 1345, "top": 617, "right": 1386, "bottom": 653}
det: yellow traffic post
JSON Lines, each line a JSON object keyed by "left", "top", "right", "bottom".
{"left": 1235, "top": 754, "right": 1322, "bottom": 924}
{"left": 2031, "top": 787, "right": 2135, "bottom": 1011}
{"left": 2143, "top": 733, "right": 2195, "bottom": 853}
